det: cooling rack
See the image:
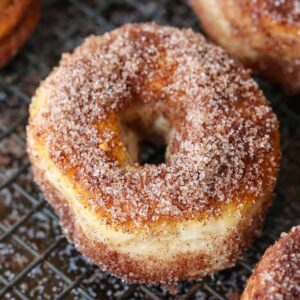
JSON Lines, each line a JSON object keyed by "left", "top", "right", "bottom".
{"left": 0, "top": 0, "right": 300, "bottom": 299}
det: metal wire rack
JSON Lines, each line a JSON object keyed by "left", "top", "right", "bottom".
{"left": 0, "top": 0, "right": 299, "bottom": 299}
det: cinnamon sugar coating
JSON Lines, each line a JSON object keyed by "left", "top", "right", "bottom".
{"left": 245, "top": 0, "right": 300, "bottom": 24}
{"left": 27, "top": 23, "right": 280, "bottom": 284}
{"left": 241, "top": 226, "right": 300, "bottom": 300}
{"left": 28, "top": 23, "right": 279, "bottom": 228}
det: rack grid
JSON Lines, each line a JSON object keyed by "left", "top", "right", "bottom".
{"left": 0, "top": 0, "right": 300, "bottom": 299}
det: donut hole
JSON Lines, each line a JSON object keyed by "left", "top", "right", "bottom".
{"left": 120, "top": 107, "right": 171, "bottom": 165}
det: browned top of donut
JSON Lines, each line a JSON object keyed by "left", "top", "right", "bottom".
{"left": 28, "top": 23, "right": 279, "bottom": 227}
{"left": 243, "top": 226, "right": 300, "bottom": 299}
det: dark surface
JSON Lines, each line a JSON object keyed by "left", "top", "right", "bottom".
{"left": 0, "top": 0, "right": 299, "bottom": 299}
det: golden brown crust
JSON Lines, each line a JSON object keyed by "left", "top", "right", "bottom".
{"left": 0, "top": 0, "right": 40, "bottom": 68}
{"left": 0, "top": 0, "right": 12, "bottom": 13}
{"left": 241, "top": 226, "right": 300, "bottom": 300}
{"left": 190, "top": 0, "right": 300, "bottom": 93}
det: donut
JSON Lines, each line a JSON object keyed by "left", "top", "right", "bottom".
{"left": 241, "top": 226, "right": 300, "bottom": 300}
{"left": 27, "top": 23, "right": 280, "bottom": 285}
{"left": 190, "top": 0, "right": 300, "bottom": 93}
{"left": 0, "top": 0, "right": 40, "bottom": 67}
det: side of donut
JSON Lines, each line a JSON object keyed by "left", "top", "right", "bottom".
{"left": 0, "top": 0, "right": 40, "bottom": 67}
{"left": 190, "top": 0, "right": 300, "bottom": 93}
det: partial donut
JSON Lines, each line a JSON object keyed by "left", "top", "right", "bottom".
{"left": 0, "top": 0, "right": 31, "bottom": 40}
{"left": 190, "top": 0, "right": 300, "bottom": 93}
{"left": 241, "top": 226, "right": 300, "bottom": 300}
{"left": 27, "top": 23, "right": 280, "bottom": 285}
{"left": 0, "top": 0, "right": 40, "bottom": 67}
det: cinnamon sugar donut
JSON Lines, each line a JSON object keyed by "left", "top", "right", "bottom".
{"left": 241, "top": 226, "right": 300, "bottom": 300}
{"left": 190, "top": 0, "right": 300, "bottom": 93}
{"left": 27, "top": 23, "right": 280, "bottom": 284}
{"left": 0, "top": 0, "right": 40, "bottom": 67}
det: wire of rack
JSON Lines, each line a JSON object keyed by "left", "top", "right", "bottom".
{"left": 0, "top": 0, "right": 300, "bottom": 299}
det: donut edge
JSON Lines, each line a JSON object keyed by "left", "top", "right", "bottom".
{"left": 241, "top": 226, "right": 300, "bottom": 300}
{"left": 189, "top": 0, "right": 300, "bottom": 94}
{"left": 0, "top": 0, "right": 40, "bottom": 68}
